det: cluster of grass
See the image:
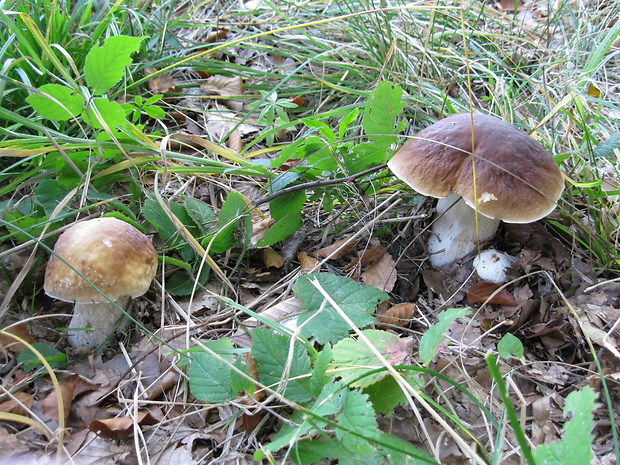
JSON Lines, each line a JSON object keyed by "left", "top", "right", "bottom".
{"left": 1, "top": 0, "right": 619, "bottom": 463}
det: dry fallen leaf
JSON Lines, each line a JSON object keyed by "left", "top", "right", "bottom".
{"left": 361, "top": 246, "right": 397, "bottom": 292}
{"left": 467, "top": 282, "right": 518, "bottom": 306}
{"left": 0, "top": 322, "right": 35, "bottom": 353}
{"left": 41, "top": 374, "right": 99, "bottom": 424}
{"left": 145, "top": 66, "right": 176, "bottom": 94}
{"left": 200, "top": 75, "right": 245, "bottom": 111}
{"left": 298, "top": 251, "right": 318, "bottom": 273}
{"left": 89, "top": 412, "right": 158, "bottom": 440}
{"left": 262, "top": 247, "right": 284, "bottom": 269}
{"left": 0, "top": 392, "right": 34, "bottom": 417}
{"left": 378, "top": 303, "right": 418, "bottom": 327}
{"left": 315, "top": 237, "right": 358, "bottom": 260}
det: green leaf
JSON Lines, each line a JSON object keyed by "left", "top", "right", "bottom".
{"left": 294, "top": 273, "right": 388, "bottom": 345}
{"left": 204, "top": 190, "right": 251, "bottom": 254}
{"left": 364, "top": 374, "right": 422, "bottom": 415}
{"left": 82, "top": 98, "right": 128, "bottom": 129}
{"left": 18, "top": 343, "right": 67, "bottom": 372}
{"left": 339, "top": 107, "right": 361, "bottom": 140}
{"left": 331, "top": 330, "right": 408, "bottom": 388}
{"left": 251, "top": 328, "right": 313, "bottom": 403}
{"left": 183, "top": 195, "right": 217, "bottom": 235}
{"left": 593, "top": 132, "right": 620, "bottom": 158}
{"left": 532, "top": 386, "right": 597, "bottom": 465}
{"left": 256, "top": 212, "right": 303, "bottom": 247}
{"left": 188, "top": 338, "right": 239, "bottom": 403}
{"left": 270, "top": 189, "right": 306, "bottom": 220}
{"left": 419, "top": 308, "right": 471, "bottom": 366}
{"left": 362, "top": 82, "right": 406, "bottom": 146}
{"left": 84, "top": 35, "right": 145, "bottom": 95}
{"left": 26, "top": 83, "right": 85, "bottom": 121}
{"left": 33, "top": 179, "right": 72, "bottom": 216}
{"left": 337, "top": 388, "right": 380, "bottom": 455}
{"left": 497, "top": 333, "right": 525, "bottom": 362}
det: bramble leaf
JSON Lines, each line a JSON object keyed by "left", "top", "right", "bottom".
{"left": 85, "top": 35, "right": 145, "bottom": 95}
{"left": 251, "top": 328, "right": 313, "bottom": 403}
{"left": 294, "top": 273, "right": 388, "bottom": 345}
{"left": 27, "top": 84, "right": 85, "bottom": 121}
{"left": 532, "top": 386, "right": 597, "bottom": 465}
{"left": 419, "top": 308, "right": 471, "bottom": 366}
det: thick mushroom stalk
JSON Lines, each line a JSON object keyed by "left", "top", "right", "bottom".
{"left": 388, "top": 113, "right": 564, "bottom": 266}
{"left": 44, "top": 217, "right": 158, "bottom": 348}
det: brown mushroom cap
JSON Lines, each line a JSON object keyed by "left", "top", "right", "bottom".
{"left": 44, "top": 217, "right": 158, "bottom": 303}
{"left": 388, "top": 113, "right": 564, "bottom": 223}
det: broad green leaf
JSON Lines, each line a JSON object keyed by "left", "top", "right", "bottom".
{"left": 26, "top": 83, "right": 85, "bottom": 121}
{"left": 593, "top": 132, "right": 620, "bottom": 158}
{"left": 364, "top": 374, "right": 423, "bottom": 415}
{"left": 33, "top": 179, "right": 72, "bottom": 216}
{"left": 188, "top": 338, "right": 238, "bottom": 403}
{"left": 183, "top": 195, "right": 217, "bottom": 235}
{"left": 497, "top": 333, "right": 525, "bottom": 362}
{"left": 256, "top": 212, "right": 302, "bottom": 247}
{"left": 204, "top": 190, "right": 251, "bottom": 254}
{"left": 270, "top": 189, "right": 306, "bottom": 220}
{"left": 251, "top": 328, "right": 313, "bottom": 403}
{"left": 18, "top": 343, "right": 67, "bottom": 371}
{"left": 82, "top": 98, "right": 128, "bottom": 129}
{"left": 532, "top": 386, "right": 597, "bottom": 465}
{"left": 294, "top": 273, "right": 388, "bottom": 345}
{"left": 339, "top": 107, "right": 361, "bottom": 140}
{"left": 419, "top": 308, "right": 471, "bottom": 366}
{"left": 84, "top": 35, "right": 145, "bottom": 95}
{"left": 331, "top": 330, "right": 409, "bottom": 388}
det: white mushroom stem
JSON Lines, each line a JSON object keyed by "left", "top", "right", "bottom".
{"left": 428, "top": 194, "right": 500, "bottom": 267}
{"left": 67, "top": 297, "right": 131, "bottom": 347}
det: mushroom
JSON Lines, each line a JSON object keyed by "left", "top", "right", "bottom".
{"left": 388, "top": 113, "right": 564, "bottom": 266}
{"left": 44, "top": 217, "right": 158, "bottom": 347}
{"left": 473, "top": 249, "right": 514, "bottom": 284}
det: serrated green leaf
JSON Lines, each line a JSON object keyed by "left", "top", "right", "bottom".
{"left": 419, "top": 308, "right": 471, "bottom": 366}
{"left": 337, "top": 389, "right": 380, "bottom": 455}
{"left": 84, "top": 35, "right": 145, "bottom": 95}
{"left": 26, "top": 83, "right": 85, "bottom": 121}
{"left": 188, "top": 338, "right": 238, "bottom": 403}
{"left": 364, "top": 374, "right": 423, "bottom": 415}
{"left": 252, "top": 328, "right": 313, "bottom": 403}
{"left": 362, "top": 82, "right": 406, "bottom": 146}
{"left": 532, "top": 386, "right": 597, "bottom": 465}
{"left": 294, "top": 273, "right": 387, "bottom": 345}
{"left": 82, "top": 98, "right": 128, "bottom": 129}
{"left": 256, "top": 212, "right": 302, "bottom": 247}
{"left": 497, "top": 332, "right": 524, "bottom": 361}
{"left": 33, "top": 179, "right": 72, "bottom": 216}
{"left": 331, "top": 330, "right": 408, "bottom": 388}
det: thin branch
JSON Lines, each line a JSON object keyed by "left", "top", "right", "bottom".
{"left": 252, "top": 163, "right": 388, "bottom": 207}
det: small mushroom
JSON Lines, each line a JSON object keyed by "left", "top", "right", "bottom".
{"left": 44, "top": 217, "right": 158, "bottom": 347}
{"left": 473, "top": 249, "right": 513, "bottom": 284}
{"left": 388, "top": 113, "right": 564, "bottom": 266}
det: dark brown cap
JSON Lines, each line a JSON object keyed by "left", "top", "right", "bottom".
{"left": 44, "top": 217, "right": 158, "bottom": 303}
{"left": 388, "top": 113, "right": 564, "bottom": 223}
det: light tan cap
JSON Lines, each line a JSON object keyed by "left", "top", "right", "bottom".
{"left": 388, "top": 113, "right": 564, "bottom": 223}
{"left": 44, "top": 217, "right": 158, "bottom": 303}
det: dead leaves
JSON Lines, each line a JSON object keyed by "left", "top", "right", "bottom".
{"left": 41, "top": 374, "right": 99, "bottom": 424}
{"left": 467, "top": 282, "right": 518, "bottom": 306}
{"left": 90, "top": 412, "right": 158, "bottom": 440}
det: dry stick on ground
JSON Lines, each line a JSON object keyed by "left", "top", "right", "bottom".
{"left": 252, "top": 163, "right": 388, "bottom": 207}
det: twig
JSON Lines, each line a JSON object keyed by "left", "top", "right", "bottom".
{"left": 252, "top": 163, "right": 388, "bottom": 207}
